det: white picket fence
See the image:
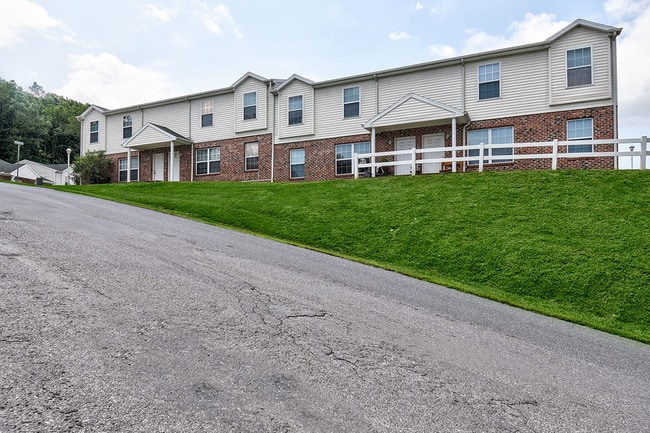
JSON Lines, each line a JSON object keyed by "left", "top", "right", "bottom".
{"left": 353, "top": 136, "right": 648, "bottom": 178}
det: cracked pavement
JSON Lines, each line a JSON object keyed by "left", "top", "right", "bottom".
{"left": 1, "top": 183, "right": 649, "bottom": 432}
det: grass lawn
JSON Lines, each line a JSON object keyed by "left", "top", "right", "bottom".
{"left": 56, "top": 170, "right": 650, "bottom": 344}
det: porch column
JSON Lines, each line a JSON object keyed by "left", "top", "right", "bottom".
{"left": 451, "top": 117, "right": 457, "bottom": 173}
{"left": 126, "top": 148, "right": 131, "bottom": 182}
{"left": 169, "top": 140, "right": 175, "bottom": 181}
{"left": 371, "top": 127, "right": 376, "bottom": 178}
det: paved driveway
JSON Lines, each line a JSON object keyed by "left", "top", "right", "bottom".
{"left": 1, "top": 183, "right": 648, "bottom": 432}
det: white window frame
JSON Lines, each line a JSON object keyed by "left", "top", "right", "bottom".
{"left": 90, "top": 120, "right": 99, "bottom": 143}
{"left": 245, "top": 142, "right": 259, "bottom": 171}
{"left": 567, "top": 118, "right": 593, "bottom": 153}
{"left": 343, "top": 86, "right": 360, "bottom": 118}
{"left": 467, "top": 127, "right": 514, "bottom": 165}
{"left": 201, "top": 100, "right": 213, "bottom": 127}
{"left": 196, "top": 147, "right": 221, "bottom": 174}
{"left": 288, "top": 95, "right": 303, "bottom": 125}
{"left": 243, "top": 92, "right": 257, "bottom": 120}
{"left": 478, "top": 63, "right": 500, "bottom": 100}
{"left": 335, "top": 142, "right": 370, "bottom": 175}
{"left": 290, "top": 148, "right": 305, "bottom": 179}
{"left": 118, "top": 156, "right": 138, "bottom": 182}
{"left": 566, "top": 47, "right": 592, "bottom": 88}
{"left": 122, "top": 115, "right": 133, "bottom": 139}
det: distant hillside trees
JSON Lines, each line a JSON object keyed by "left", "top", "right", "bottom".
{"left": 0, "top": 78, "right": 88, "bottom": 165}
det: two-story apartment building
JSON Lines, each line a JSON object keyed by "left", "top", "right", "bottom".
{"left": 76, "top": 19, "right": 622, "bottom": 183}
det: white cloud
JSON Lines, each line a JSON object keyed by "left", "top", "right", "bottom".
{"left": 195, "top": 2, "right": 242, "bottom": 39}
{"left": 429, "top": 44, "right": 456, "bottom": 58}
{"left": 143, "top": 4, "right": 175, "bottom": 23}
{"left": 54, "top": 53, "right": 178, "bottom": 108}
{"left": 462, "top": 13, "right": 568, "bottom": 54}
{"left": 389, "top": 31, "right": 411, "bottom": 41}
{"left": 606, "top": 0, "right": 650, "bottom": 135}
{"left": 416, "top": 2, "right": 425, "bottom": 10}
{"left": 0, "top": 0, "right": 72, "bottom": 47}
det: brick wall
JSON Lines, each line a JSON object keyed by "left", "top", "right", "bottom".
{"left": 103, "top": 106, "right": 616, "bottom": 183}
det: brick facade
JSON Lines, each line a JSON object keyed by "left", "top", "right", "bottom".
{"left": 112, "top": 106, "right": 615, "bottom": 183}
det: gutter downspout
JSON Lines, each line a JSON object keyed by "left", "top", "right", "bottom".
{"left": 609, "top": 31, "right": 619, "bottom": 169}
{"left": 374, "top": 74, "right": 379, "bottom": 115}
{"left": 270, "top": 80, "right": 275, "bottom": 182}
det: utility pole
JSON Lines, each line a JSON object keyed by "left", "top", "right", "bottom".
{"left": 13, "top": 141, "right": 23, "bottom": 180}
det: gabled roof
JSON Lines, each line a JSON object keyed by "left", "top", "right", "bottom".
{"left": 0, "top": 159, "right": 19, "bottom": 173}
{"left": 232, "top": 71, "right": 269, "bottom": 88}
{"left": 546, "top": 18, "right": 622, "bottom": 42}
{"left": 274, "top": 74, "right": 315, "bottom": 92}
{"left": 76, "top": 104, "right": 109, "bottom": 120}
{"left": 123, "top": 122, "right": 192, "bottom": 149}
{"left": 363, "top": 93, "right": 466, "bottom": 130}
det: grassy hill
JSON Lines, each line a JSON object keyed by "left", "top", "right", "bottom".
{"left": 57, "top": 170, "right": 650, "bottom": 343}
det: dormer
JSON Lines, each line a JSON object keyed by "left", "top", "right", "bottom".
{"left": 233, "top": 72, "right": 269, "bottom": 133}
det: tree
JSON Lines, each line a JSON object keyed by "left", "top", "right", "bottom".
{"left": 71, "top": 151, "right": 111, "bottom": 184}
{"left": 28, "top": 82, "right": 45, "bottom": 98}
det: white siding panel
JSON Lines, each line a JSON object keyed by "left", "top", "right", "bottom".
{"left": 378, "top": 65, "right": 463, "bottom": 112}
{"left": 314, "top": 79, "right": 375, "bottom": 138}
{"left": 278, "top": 80, "right": 314, "bottom": 139}
{"left": 234, "top": 78, "right": 268, "bottom": 133}
{"left": 128, "top": 127, "right": 170, "bottom": 147}
{"left": 190, "top": 94, "right": 239, "bottom": 142}
{"left": 550, "top": 27, "right": 612, "bottom": 105}
{"left": 82, "top": 111, "right": 106, "bottom": 155}
{"left": 373, "top": 98, "right": 458, "bottom": 128}
{"left": 142, "top": 102, "right": 190, "bottom": 137}
{"left": 465, "top": 51, "right": 549, "bottom": 121}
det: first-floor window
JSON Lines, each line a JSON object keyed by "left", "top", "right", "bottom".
{"left": 245, "top": 142, "right": 259, "bottom": 170}
{"left": 118, "top": 156, "right": 138, "bottom": 182}
{"left": 90, "top": 121, "right": 99, "bottom": 143}
{"left": 468, "top": 127, "right": 513, "bottom": 164}
{"left": 196, "top": 147, "right": 221, "bottom": 174}
{"left": 290, "top": 148, "right": 305, "bottom": 178}
{"left": 567, "top": 118, "right": 593, "bottom": 153}
{"left": 335, "top": 142, "right": 370, "bottom": 175}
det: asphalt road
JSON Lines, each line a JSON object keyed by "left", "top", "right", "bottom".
{"left": 1, "top": 183, "right": 648, "bottom": 433}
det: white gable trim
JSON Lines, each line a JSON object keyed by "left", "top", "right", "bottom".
{"left": 363, "top": 93, "right": 466, "bottom": 130}
{"left": 232, "top": 71, "right": 268, "bottom": 88}
{"left": 274, "top": 74, "right": 315, "bottom": 92}
{"left": 123, "top": 122, "right": 192, "bottom": 149}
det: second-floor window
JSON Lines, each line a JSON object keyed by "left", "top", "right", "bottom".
{"left": 90, "top": 121, "right": 99, "bottom": 143}
{"left": 245, "top": 142, "right": 259, "bottom": 170}
{"left": 123, "top": 115, "right": 133, "bottom": 139}
{"left": 567, "top": 47, "right": 592, "bottom": 87}
{"left": 567, "top": 118, "right": 593, "bottom": 153}
{"left": 243, "top": 92, "right": 257, "bottom": 120}
{"left": 202, "top": 100, "right": 213, "bottom": 127}
{"left": 478, "top": 63, "right": 500, "bottom": 100}
{"left": 343, "top": 86, "right": 360, "bottom": 118}
{"left": 288, "top": 95, "right": 303, "bottom": 125}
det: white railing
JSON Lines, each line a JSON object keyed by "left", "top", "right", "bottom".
{"left": 353, "top": 137, "right": 648, "bottom": 178}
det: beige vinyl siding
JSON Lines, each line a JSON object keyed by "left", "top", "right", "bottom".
{"left": 142, "top": 102, "right": 190, "bottom": 138}
{"left": 465, "top": 51, "right": 550, "bottom": 121}
{"left": 549, "top": 27, "right": 612, "bottom": 106}
{"left": 313, "top": 80, "right": 375, "bottom": 139}
{"left": 234, "top": 78, "right": 268, "bottom": 133}
{"left": 372, "top": 98, "right": 459, "bottom": 128}
{"left": 125, "top": 127, "right": 170, "bottom": 147}
{"left": 278, "top": 80, "right": 314, "bottom": 139}
{"left": 190, "top": 93, "right": 237, "bottom": 142}
{"left": 82, "top": 111, "right": 106, "bottom": 155}
{"left": 377, "top": 65, "right": 463, "bottom": 113}
{"left": 105, "top": 111, "right": 142, "bottom": 154}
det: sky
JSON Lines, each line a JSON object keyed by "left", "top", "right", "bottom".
{"left": 1, "top": 0, "right": 649, "bottom": 140}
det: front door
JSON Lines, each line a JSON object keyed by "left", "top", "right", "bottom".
{"left": 153, "top": 153, "right": 164, "bottom": 181}
{"left": 395, "top": 137, "right": 415, "bottom": 176}
{"left": 422, "top": 133, "right": 445, "bottom": 174}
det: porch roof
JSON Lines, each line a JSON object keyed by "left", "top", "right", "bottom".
{"left": 123, "top": 123, "right": 192, "bottom": 150}
{"left": 363, "top": 93, "right": 468, "bottom": 133}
